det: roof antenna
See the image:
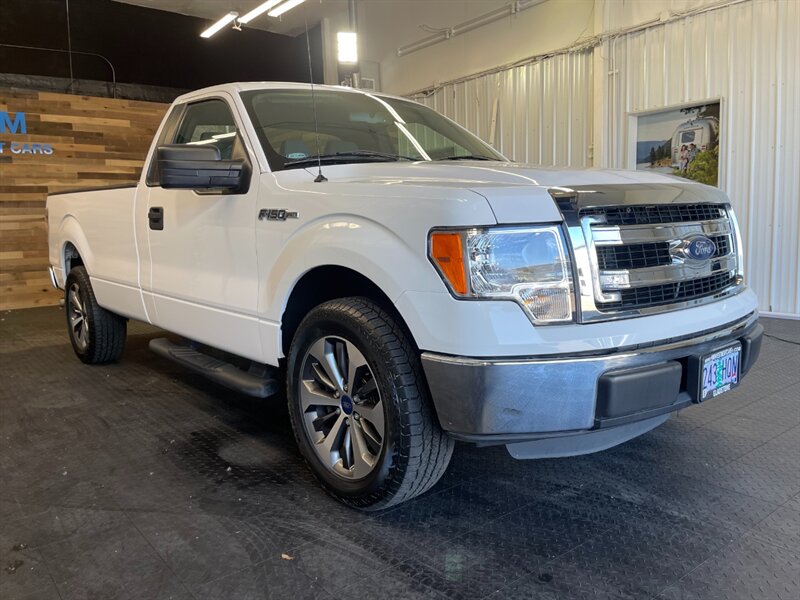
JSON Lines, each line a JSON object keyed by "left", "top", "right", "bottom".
{"left": 304, "top": 16, "right": 327, "bottom": 183}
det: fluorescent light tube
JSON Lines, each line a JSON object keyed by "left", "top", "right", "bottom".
{"left": 268, "top": 0, "right": 307, "bottom": 18}
{"left": 337, "top": 32, "right": 358, "bottom": 63}
{"left": 239, "top": 0, "right": 284, "bottom": 24}
{"left": 200, "top": 11, "right": 238, "bottom": 38}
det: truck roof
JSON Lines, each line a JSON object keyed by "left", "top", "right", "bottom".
{"left": 174, "top": 82, "right": 411, "bottom": 105}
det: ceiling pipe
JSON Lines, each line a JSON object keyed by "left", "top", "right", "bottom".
{"left": 348, "top": 0, "right": 358, "bottom": 32}
{"left": 397, "top": 0, "right": 546, "bottom": 57}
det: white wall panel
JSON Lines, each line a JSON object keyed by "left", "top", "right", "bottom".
{"left": 405, "top": 0, "right": 797, "bottom": 316}
{"left": 601, "top": 0, "right": 800, "bottom": 316}
{"left": 415, "top": 51, "right": 594, "bottom": 168}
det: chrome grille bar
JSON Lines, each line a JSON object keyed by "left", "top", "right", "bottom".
{"left": 591, "top": 219, "right": 731, "bottom": 245}
{"left": 598, "top": 255, "right": 738, "bottom": 289}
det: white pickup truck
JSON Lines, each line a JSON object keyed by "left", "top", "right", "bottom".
{"left": 47, "top": 82, "right": 762, "bottom": 509}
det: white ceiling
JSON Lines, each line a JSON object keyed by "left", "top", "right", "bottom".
{"left": 112, "top": 0, "right": 350, "bottom": 37}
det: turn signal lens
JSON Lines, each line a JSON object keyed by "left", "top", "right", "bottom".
{"left": 429, "top": 225, "right": 575, "bottom": 324}
{"left": 430, "top": 232, "right": 468, "bottom": 295}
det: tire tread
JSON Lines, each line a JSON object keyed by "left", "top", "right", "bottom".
{"left": 288, "top": 297, "right": 454, "bottom": 510}
{"left": 66, "top": 266, "right": 126, "bottom": 364}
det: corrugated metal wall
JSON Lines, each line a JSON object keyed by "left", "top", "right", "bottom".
{"left": 602, "top": 0, "right": 800, "bottom": 316}
{"left": 416, "top": 51, "right": 594, "bottom": 167}
{"left": 413, "top": 0, "right": 798, "bottom": 317}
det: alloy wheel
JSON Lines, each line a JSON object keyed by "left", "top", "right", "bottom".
{"left": 68, "top": 283, "right": 89, "bottom": 351}
{"left": 299, "top": 335, "right": 385, "bottom": 479}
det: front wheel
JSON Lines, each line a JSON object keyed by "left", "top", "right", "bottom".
{"left": 64, "top": 266, "right": 127, "bottom": 364}
{"left": 287, "top": 297, "right": 454, "bottom": 510}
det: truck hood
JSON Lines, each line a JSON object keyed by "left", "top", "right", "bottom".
{"left": 299, "top": 161, "right": 706, "bottom": 223}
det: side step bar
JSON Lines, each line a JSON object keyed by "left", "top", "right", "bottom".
{"left": 149, "top": 338, "right": 280, "bottom": 398}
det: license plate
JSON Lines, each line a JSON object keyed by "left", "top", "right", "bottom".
{"left": 699, "top": 344, "right": 741, "bottom": 401}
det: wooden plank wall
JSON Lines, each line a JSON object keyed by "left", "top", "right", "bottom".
{"left": 0, "top": 89, "right": 167, "bottom": 310}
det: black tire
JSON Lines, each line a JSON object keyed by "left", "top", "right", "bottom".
{"left": 64, "top": 266, "right": 127, "bottom": 364}
{"left": 287, "top": 297, "right": 454, "bottom": 510}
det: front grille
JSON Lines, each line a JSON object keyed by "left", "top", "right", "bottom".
{"left": 577, "top": 201, "right": 741, "bottom": 317}
{"left": 582, "top": 203, "right": 726, "bottom": 225}
{"left": 596, "top": 234, "right": 731, "bottom": 270}
{"left": 597, "top": 272, "right": 736, "bottom": 312}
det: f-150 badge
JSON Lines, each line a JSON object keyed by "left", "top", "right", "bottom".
{"left": 259, "top": 209, "right": 299, "bottom": 221}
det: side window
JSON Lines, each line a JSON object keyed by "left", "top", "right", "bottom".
{"left": 173, "top": 99, "right": 241, "bottom": 160}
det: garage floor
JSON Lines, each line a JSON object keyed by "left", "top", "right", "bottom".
{"left": 1, "top": 307, "right": 798, "bottom": 600}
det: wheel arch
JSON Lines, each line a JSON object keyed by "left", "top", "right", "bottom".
{"left": 63, "top": 241, "right": 84, "bottom": 274}
{"left": 58, "top": 216, "right": 94, "bottom": 276}
{"left": 280, "top": 265, "right": 418, "bottom": 357}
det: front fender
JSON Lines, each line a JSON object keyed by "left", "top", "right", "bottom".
{"left": 263, "top": 214, "right": 444, "bottom": 322}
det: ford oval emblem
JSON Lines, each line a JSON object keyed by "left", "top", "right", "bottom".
{"left": 684, "top": 236, "right": 717, "bottom": 261}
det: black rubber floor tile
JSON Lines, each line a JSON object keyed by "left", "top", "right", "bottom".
{"left": 36, "top": 518, "right": 175, "bottom": 595}
{"left": 552, "top": 460, "right": 781, "bottom": 540}
{"left": 337, "top": 559, "right": 469, "bottom": 599}
{"left": 527, "top": 516, "right": 729, "bottom": 599}
{"left": 746, "top": 505, "right": 800, "bottom": 552}
{"left": 762, "top": 318, "right": 800, "bottom": 340}
{"left": 730, "top": 383, "right": 800, "bottom": 427}
{"left": 698, "top": 410, "right": 796, "bottom": 442}
{"left": 7, "top": 474, "right": 119, "bottom": 518}
{"left": 0, "top": 543, "right": 55, "bottom": 600}
{"left": 127, "top": 508, "right": 321, "bottom": 588}
{"left": 283, "top": 531, "right": 408, "bottom": 596}
{"left": 348, "top": 502, "right": 602, "bottom": 600}
{"left": 699, "top": 431, "right": 800, "bottom": 505}
{"left": 0, "top": 497, "right": 25, "bottom": 522}
{"left": 53, "top": 564, "right": 193, "bottom": 600}
{"left": 494, "top": 574, "right": 624, "bottom": 600}
{"left": 16, "top": 587, "right": 64, "bottom": 600}
{"left": 126, "top": 510, "right": 262, "bottom": 587}
{"left": 656, "top": 536, "right": 800, "bottom": 600}
{"left": 752, "top": 339, "right": 799, "bottom": 367}
{"left": 601, "top": 441, "right": 749, "bottom": 484}
{"left": 194, "top": 557, "right": 335, "bottom": 600}
{"left": 1, "top": 504, "right": 128, "bottom": 553}
{"left": 373, "top": 479, "right": 531, "bottom": 540}
{"left": 784, "top": 493, "right": 800, "bottom": 513}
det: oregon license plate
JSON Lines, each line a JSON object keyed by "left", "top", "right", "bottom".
{"left": 700, "top": 344, "right": 741, "bottom": 401}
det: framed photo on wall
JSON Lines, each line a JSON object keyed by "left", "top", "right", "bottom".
{"left": 628, "top": 100, "right": 722, "bottom": 187}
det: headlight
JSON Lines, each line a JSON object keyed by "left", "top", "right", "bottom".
{"left": 429, "top": 225, "right": 575, "bottom": 324}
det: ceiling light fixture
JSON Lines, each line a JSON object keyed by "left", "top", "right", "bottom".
{"left": 268, "top": 0, "right": 307, "bottom": 18}
{"left": 239, "top": 0, "right": 284, "bottom": 24}
{"left": 337, "top": 32, "right": 358, "bottom": 64}
{"left": 200, "top": 11, "right": 238, "bottom": 38}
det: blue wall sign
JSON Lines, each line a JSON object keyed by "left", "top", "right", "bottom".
{"left": 0, "top": 111, "right": 55, "bottom": 155}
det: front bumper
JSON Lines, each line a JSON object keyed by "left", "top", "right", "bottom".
{"left": 421, "top": 313, "right": 762, "bottom": 458}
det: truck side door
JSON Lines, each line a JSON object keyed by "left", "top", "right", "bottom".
{"left": 141, "top": 95, "right": 263, "bottom": 362}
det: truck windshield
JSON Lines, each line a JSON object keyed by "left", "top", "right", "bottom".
{"left": 240, "top": 88, "right": 504, "bottom": 171}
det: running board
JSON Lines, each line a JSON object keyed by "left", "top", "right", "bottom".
{"left": 148, "top": 338, "right": 280, "bottom": 398}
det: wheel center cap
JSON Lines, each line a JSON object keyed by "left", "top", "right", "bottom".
{"left": 340, "top": 395, "right": 354, "bottom": 415}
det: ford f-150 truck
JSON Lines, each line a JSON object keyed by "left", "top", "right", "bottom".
{"left": 47, "top": 82, "right": 763, "bottom": 510}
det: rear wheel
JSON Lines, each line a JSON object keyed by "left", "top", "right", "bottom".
{"left": 287, "top": 297, "right": 453, "bottom": 510}
{"left": 65, "top": 266, "right": 127, "bottom": 364}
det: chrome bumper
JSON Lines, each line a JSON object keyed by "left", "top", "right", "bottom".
{"left": 421, "top": 313, "right": 762, "bottom": 456}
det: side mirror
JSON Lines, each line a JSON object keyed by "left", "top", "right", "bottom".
{"left": 157, "top": 144, "right": 246, "bottom": 192}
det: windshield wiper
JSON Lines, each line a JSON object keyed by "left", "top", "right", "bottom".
{"left": 285, "top": 150, "right": 417, "bottom": 168}
{"left": 436, "top": 154, "right": 495, "bottom": 161}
